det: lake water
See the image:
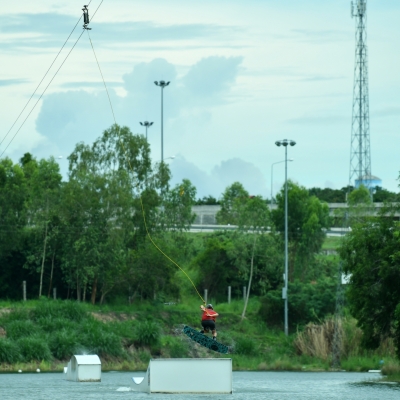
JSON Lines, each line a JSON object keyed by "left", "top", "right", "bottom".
{"left": 0, "top": 371, "right": 399, "bottom": 399}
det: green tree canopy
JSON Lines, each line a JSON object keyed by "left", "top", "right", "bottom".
{"left": 271, "top": 181, "right": 330, "bottom": 281}
{"left": 339, "top": 207, "right": 400, "bottom": 354}
{"left": 216, "top": 182, "right": 249, "bottom": 225}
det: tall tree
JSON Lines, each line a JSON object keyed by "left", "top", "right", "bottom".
{"left": 235, "top": 195, "right": 270, "bottom": 319}
{"left": 62, "top": 124, "right": 164, "bottom": 303}
{"left": 0, "top": 158, "right": 28, "bottom": 297}
{"left": 339, "top": 205, "right": 400, "bottom": 354}
{"left": 162, "top": 179, "right": 197, "bottom": 231}
{"left": 216, "top": 182, "right": 249, "bottom": 225}
{"left": 23, "top": 156, "right": 62, "bottom": 298}
{"left": 272, "top": 181, "right": 330, "bottom": 281}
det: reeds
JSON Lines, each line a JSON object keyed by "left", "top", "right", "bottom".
{"left": 294, "top": 318, "right": 340, "bottom": 360}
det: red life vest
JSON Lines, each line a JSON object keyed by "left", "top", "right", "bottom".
{"left": 202, "top": 309, "right": 217, "bottom": 322}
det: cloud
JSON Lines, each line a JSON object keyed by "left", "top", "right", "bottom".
{"left": 211, "top": 158, "right": 266, "bottom": 197}
{"left": 35, "top": 89, "right": 120, "bottom": 154}
{"left": 0, "top": 79, "right": 28, "bottom": 87}
{"left": 290, "top": 29, "right": 349, "bottom": 43}
{"left": 181, "top": 56, "right": 243, "bottom": 98}
{"left": 0, "top": 13, "right": 241, "bottom": 50}
{"left": 372, "top": 107, "right": 400, "bottom": 118}
{"left": 169, "top": 155, "right": 213, "bottom": 198}
{"left": 60, "top": 81, "right": 122, "bottom": 89}
{"left": 0, "top": 13, "right": 77, "bottom": 35}
{"left": 287, "top": 114, "right": 348, "bottom": 125}
{"left": 169, "top": 156, "right": 267, "bottom": 198}
{"left": 34, "top": 56, "right": 244, "bottom": 158}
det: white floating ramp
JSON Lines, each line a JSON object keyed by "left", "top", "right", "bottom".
{"left": 64, "top": 355, "right": 101, "bottom": 382}
{"left": 131, "top": 358, "right": 232, "bottom": 394}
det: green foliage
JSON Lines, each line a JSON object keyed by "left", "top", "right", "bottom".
{"left": 36, "top": 316, "right": 75, "bottom": 333}
{"left": 82, "top": 329, "right": 123, "bottom": 357}
{"left": 259, "top": 279, "right": 336, "bottom": 329}
{"left": 49, "top": 329, "right": 80, "bottom": 360}
{"left": 395, "top": 303, "right": 400, "bottom": 359}
{"left": 0, "top": 308, "right": 30, "bottom": 323}
{"left": 134, "top": 320, "right": 161, "bottom": 347}
{"left": 195, "top": 195, "right": 219, "bottom": 205}
{"left": 79, "top": 318, "right": 123, "bottom": 357}
{"left": 162, "top": 179, "right": 197, "bottom": 231}
{"left": 192, "top": 232, "right": 238, "bottom": 301}
{"left": 5, "top": 320, "right": 39, "bottom": 340}
{"left": 0, "top": 338, "right": 21, "bottom": 363}
{"left": 17, "top": 336, "right": 52, "bottom": 361}
{"left": 308, "top": 186, "right": 351, "bottom": 203}
{"left": 339, "top": 209, "right": 400, "bottom": 352}
{"left": 31, "top": 300, "right": 86, "bottom": 322}
{"left": 272, "top": 181, "right": 330, "bottom": 281}
{"left": 161, "top": 336, "right": 189, "bottom": 358}
{"left": 234, "top": 337, "right": 257, "bottom": 355}
{"left": 129, "top": 238, "right": 180, "bottom": 301}
{"left": 347, "top": 185, "right": 372, "bottom": 206}
{"left": 373, "top": 186, "right": 400, "bottom": 203}
{"left": 216, "top": 182, "right": 249, "bottom": 225}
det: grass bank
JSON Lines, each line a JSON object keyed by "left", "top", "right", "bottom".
{"left": 0, "top": 298, "right": 399, "bottom": 380}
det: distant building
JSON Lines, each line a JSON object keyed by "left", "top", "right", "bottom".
{"left": 355, "top": 175, "right": 382, "bottom": 189}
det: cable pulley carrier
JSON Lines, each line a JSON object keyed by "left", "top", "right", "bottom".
{"left": 82, "top": 5, "right": 91, "bottom": 30}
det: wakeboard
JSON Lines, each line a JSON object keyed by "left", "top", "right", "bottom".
{"left": 183, "top": 325, "right": 229, "bottom": 354}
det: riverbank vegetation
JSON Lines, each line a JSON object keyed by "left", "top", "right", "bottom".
{"left": 1, "top": 299, "right": 400, "bottom": 377}
{"left": 1, "top": 124, "right": 400, "bottom": 381}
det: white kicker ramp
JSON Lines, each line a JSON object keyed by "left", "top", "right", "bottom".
{"left": 64, "top": 355, "right": 101, "bottom": 382}
{"left": 131, "top": 358, "right": 232, "bottom": 394}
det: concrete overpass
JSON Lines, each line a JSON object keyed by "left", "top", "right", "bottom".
{"left": 190, "top": 203, "right": 399, "bottom": 234}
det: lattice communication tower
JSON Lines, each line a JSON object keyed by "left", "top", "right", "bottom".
{"left": 349, "top": 0, "right": 372, "bottom": 189}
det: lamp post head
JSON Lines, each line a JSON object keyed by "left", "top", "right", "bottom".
{"left": 275, "top": 139, "right": 296, "bottom": 147}
{"left": 140, "top": 121, "right": 154, "bottom": 127}
{"left": 155, "top": 80, "right": 170, "bottom": 88}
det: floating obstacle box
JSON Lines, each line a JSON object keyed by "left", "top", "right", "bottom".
{"left": 64, "top": 355, "right": 101, "bottom": 382}
{"left": 131, "top": 358, "right": 232, "bottom": 394}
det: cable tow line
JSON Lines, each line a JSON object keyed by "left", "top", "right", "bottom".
{"left": 86, "top": 17, "right": 205, "bottom": 305}
{"left": 0, "top": 1, "right": 100, "bottom": 158}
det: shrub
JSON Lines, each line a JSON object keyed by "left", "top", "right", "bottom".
{"left": 259, "top": 279, "right": 336, "bottom": 328}
{"left": 0, "top": 308, "right": 30, "bottom": 324}
{"left": 80, "top": 320, "right": 123, "bottom": 357}
{"left": 36, "top": 316, "right": 75, "bottom": 333}
{"left": 134, "top": 321, "right": 160, "bottom": 347}
{"left": 0, "top": 338, "right": 21, "bottom": 363}
{"left": 49, "top": 329, "right": 81, "bottom": 360}
{"left": 5, "top": 320, "right": 39, "bottom": 340}
{"left": 161, "top": 336, "right": 188, "bottom": 358}
{"left": 234, "top": 337, "right": 257, "bottom": 355}
{"left": 17, "top": 336, "right": 52, "bottom": 362}
{"left": 32, "top": 301, "right": 86, "bottom": 322}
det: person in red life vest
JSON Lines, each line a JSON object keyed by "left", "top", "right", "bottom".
{"left": 200, "top": 304, "right": 219, "bottom": 341}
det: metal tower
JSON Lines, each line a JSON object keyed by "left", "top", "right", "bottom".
{"left": 349, "top": 0, "right": 372, "bottom": 190}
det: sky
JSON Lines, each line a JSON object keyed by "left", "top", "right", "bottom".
{"left": 1, "top": 0, "right": 399, "bottom": 199}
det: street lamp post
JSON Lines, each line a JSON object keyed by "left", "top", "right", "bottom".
{"left": 139, "top": 121, "right": 153, "bottom": 141}
{"left": 154, "top": 80, "right": 170, "bottom": 162}
{"left": 270, "top": 159, "right": 293, "bottom": 204}
{"left": 275, "top": 139, "right": 296, "bottom": 336}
